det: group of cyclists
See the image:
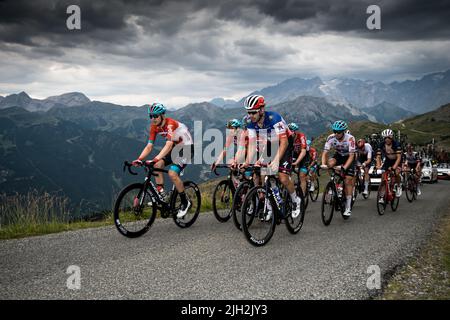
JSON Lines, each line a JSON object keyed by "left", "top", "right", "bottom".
{"left": 130, "top": 94, "right": 424, "bottom": 222}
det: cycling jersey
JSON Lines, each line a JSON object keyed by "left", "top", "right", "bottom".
{"left": 148, "top": 118, "right": 193, "bottom": 146}
{"left": 405, "top": 151, "right": 420, "bottom": 164}
{"left": 293, "top": 132, "right": 307, "bottom": 155}
{"left": 377, "top": 140, "right": 402, "bottom": 161}
{"left": 309, "top": 147, "right": 317, "bottom": 162}
{"left": 324, "top": 133, "right": 356, "bottom": 156}
{"left": 377, "top": 140, "right": 402, "bottom": 170}
{"left": 246, "top": 111, "right": 293, "bottom": 173}
{"left": 224, "top": 130, "right": 240, "bottom": 149}
{"left": 357, "top": 143, "right": 373, "bottom": 164}
{"left": 247, "top": 111, "right": 293, "bottom": 144}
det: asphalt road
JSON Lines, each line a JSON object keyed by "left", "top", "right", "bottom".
{"left": 1, "top": 181, "right": 449, "bottom": 300}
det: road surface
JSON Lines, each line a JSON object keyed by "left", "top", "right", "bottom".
{"left": 1, "top": 181, "right": 449, "bottom": 299}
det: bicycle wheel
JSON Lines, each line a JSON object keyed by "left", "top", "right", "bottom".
{"left": 113, "top": 183, "right": 157, "bottom": 238}
{"left": 405, "top": 175, "right": 415, "bottom": 202}
{"left": 391, "top": 193, "right": 400, "bottom": 211}
{"left": 172, "top": 181, "right": 201, "bottom": 228}
{"left": 232, "top": 180, "right": 252, "bottom": 231}
{"left": 285, "top": 182, "right": 305, "bottom": 234}
{"left": 212, "top": 179, "right": 233, "bottom": 222}
{"left": 241, "top": 186, "right": 276, "bottom": 247}
{"left": 309, "top": 175, "right": 320, "bottom": 202}
{"left": 376, "top": 182, "right": 387, "bottom": 215}
{"left": 321, "top": 182, "right": 335, "bottom": 226}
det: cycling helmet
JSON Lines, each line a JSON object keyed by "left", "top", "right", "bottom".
{"left": 381, "top": 129, "right": 394, "bottom": 138}
{"left": 288, "top": 122, "right": 299, "bottom": 131}
{"left": 244, "top": 95, "right": 265, "bottom": 110}
{"left": 331, "top": 120, "right": 348, "bottom": 132}
{"left": 306, "top": 139, "right": 311, "bottom": 146}
{"left": 226, "top": 118, "right": 242, "bottom": 129}
{"left": 148, "top": 102, "right": 166, "bottom": 116}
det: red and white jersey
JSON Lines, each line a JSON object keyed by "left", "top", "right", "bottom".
{"left": 324, "top": 133, "right": 356, "bottom": 156}
{"left": 293, "top": 132, "right": 307, "bottom": 155}
{"left": 148, "top": 118, "right": 193, "bottom": 146}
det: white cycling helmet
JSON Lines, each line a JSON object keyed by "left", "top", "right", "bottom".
{"left": 244, "top": 95, "right": 265, "bottom": 110}
{"left": 381, "top": 129, "right": 394, "bottom": 138}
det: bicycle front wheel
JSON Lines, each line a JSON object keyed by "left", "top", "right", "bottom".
{"left": 321, "top": 182, "right": 335, "bottom": 226}
{"left": 113, "top": 183, "right": 157, "bottom": 238}
{"left": 212, "top": 179, "right": 234, "bottom": 222}
{"left": 309, "top": 175, "right": 320, "bottom": 202}
{"left": 285, "top": 183, "right": 305, "bottom": 234}
{"left": 172, "top": 181, "right": 201, "bottom": 228}
{"left": 232, "top": 180, "right": 252, "bottom": 231}
{"left": 377, "top": 182, "right": 387, "bottom": 215}
{"left": 241, "top": 186, "right": 276, "bottom": 247}
{"left": 405, "top": 175, "right": 415, "bottom": 202}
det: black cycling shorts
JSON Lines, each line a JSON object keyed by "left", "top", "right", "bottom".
{"left": 332, "top": 153, "right": 356, "bottom": 177}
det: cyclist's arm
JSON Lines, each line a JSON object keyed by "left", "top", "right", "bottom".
{"left": 245, "top": 136, "right": 257, "bottom": 165}
{"left": 137, "top": 143, "right": 153, "bottom": 161}
{"left": 273, "top": 135, "right": 288, "bottom": 163}
{"left": 321, "top": 150, "right": 329, "bottom": 167}
{"left": 154, "top": 140, "right": 175, "bottom": 161}
{"left": 393, "top": 151, "right": 402, "bottom": 170}
{"left": 293, "top": 148, "right": 306, "bottom": 165}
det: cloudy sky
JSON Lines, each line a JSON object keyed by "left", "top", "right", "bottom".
{"left": 1, "top": 0, "right": 450, "bottom": 107}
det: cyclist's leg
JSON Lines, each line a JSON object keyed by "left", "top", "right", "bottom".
{"left": 344, "top": 160, "right": 355, "bottom": 210}
{"left": 299, "top": 165, "right": 308, "bottom": 196}
{"left": 167, "top": 144, "right": 193, "bottom": 194}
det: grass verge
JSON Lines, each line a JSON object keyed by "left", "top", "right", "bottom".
{"left": 380, "top": 207, "right": 450, "bottom": 300}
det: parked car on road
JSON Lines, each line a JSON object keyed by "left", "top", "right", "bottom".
{"left": 421, "top": 158, "right": 438, "bottom": 183}
{"left": 437, "top": 163, "right": 450, "bottom": 180}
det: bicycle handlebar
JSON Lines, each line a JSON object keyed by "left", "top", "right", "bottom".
{"left": 123, "top": 161, "right": 169, "bottom": 176}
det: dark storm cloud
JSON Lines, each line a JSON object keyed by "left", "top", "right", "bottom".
{"left": 251, "top": 0, "right": 450, "bottom": 40}
{"left": 1, "top": 0, "right": 449, "bottom": 52}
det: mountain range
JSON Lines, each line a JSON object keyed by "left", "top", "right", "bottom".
{"left": 211, "top": 69, "right": 450, "bottom": 116}
{"left": 1, "top": 69, "right": 450, "bottom": 217}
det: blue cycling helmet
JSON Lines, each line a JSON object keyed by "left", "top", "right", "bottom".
{"left": 306, "top": 139, "right": 311, "bottom": 146}
{"left": 148, "top": 102, "right": 166, "bottom": 116}
{"left": 227, "top": 118, "right": 242, "bottom": 129}
{"left": 288, "top": 122, "right": 299, "bottom": 131}
{"left": 331, "top": 120, "right": 348, "bottom": 132}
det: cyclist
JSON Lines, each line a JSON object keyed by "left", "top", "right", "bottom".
{"left": 288, "top": 122, "right": 308, "bottom": 197}
{"left": 232, "top": 115, "right": 255, "bottom": 180}
{"left": 307, "top": 139, "right": 318, "bottom": 193}
{"left": 241, "top": 95, "right": 302, "bottom": 218}
{"left": 132, "top": 102, "right": 194, "bottom": 218}
{"left": 321, "top": 120, "right": 356, "bottom": 217}
{"left": 403, "top": 143, "right": 422, "bottom": 195}
{"left": 375, "top": 129, "right": 402, "bottom": 200}
{"left": 212, "top": 119, "right": 243, "bottom": 187}
{"left": 356, "top": 138, "right": 373, "bottom": 196}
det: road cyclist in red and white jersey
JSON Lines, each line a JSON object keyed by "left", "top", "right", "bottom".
{"left": 321, "top": 120, "right": 356, "bottom": 217}
{"left": 132, "top": 102, "right": 194, "bottom": 218}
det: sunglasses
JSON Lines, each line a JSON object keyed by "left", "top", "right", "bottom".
{"left": 149, "top": 114, "right": 161, "bottom": 119}
{"left": 247, "top": 111, "right": 258, "bottom": 115}
{"left": 333, "top": 130, "right": 345, "bottom": 134}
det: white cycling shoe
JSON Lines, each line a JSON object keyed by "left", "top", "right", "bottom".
{"left": 291, "top": 197, "right": 302, "bottom": 218}
{"left": 177, "top": 200, "right": 192, "bottom": 218}
{"left": 343, "top": 208, "right": 352, "bottom": 217}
